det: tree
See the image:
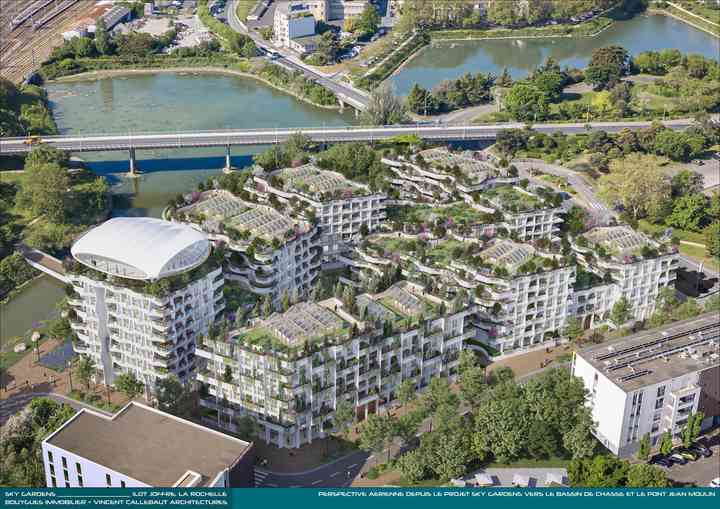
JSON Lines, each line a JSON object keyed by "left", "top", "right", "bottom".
{"left": 234, "top": 415, "right": 260, "bottom": 441}
{"left": 563, "top": 205, "right": 588, "bottom": 236}
{"left": 316, "top": 31, "right": 338, "bottom": 64}
{"left": 705, "top": 221, "right": 720, "bottom": 258}
{"left": 562, "top": 316, "right": 583, "bottom": 342}
{"left": 356, "top": 4, "right": 380, "bottom": 36}
{"left": 667, "top": 193, "right": 709, "bottom": 232}
{"left": 94, "top": 17, "right": 112, "bottom": 55}
{"left": 358, "top": 414, "right": 394, "bottom": 465}
{"left": 659, "top": 430, "right": 673, "bottom": 456}
{"left": 155, "top": 375, "right": 194, "bottom": 418}
{"left": 222, "top": 365, "right": 233, "bottom": 383}
{"left": 610, "top": 297, "right": 632, "bottom": 326}
{"left": 503, "top": 83, "right": 548, "bottom": 121}
{"left": 562, "top": 413, "right": 596, "bottom": 460}
{"left": 681, "top": 411, "right": 704, "bottom": 448}
{"left": 405, "top": 84, "right": 432, "bottom": 115}
{"left": 598, "top": 154, "right": 671, "bottom": 221}
{"left": 71, "top": 37, "right": 96, "bottom": 58}
{"left": 396, "top": 449, "right": 427, "bottom": 483}
{"left": 526, "top": 419, "right": 558, "bottom": 459}
{"left": 569, "top": 455, "right": 628, "bottom": 487}
{"left": 17, "top": 146, "right": 70, "bottom": 223}
{"left": 637, "top": 433, "right": 651, "bottom": 461}
{"left": 671, "top": 170, "right": 704, "bottom": 197}
{"left": 362, "top": 82, "right": 407, "bottom": 126}
{"left": 114, "top": 372, "right": 144, "bottom": 401}
{"left": 626, "top": 463, "right": 670, "bottom": 487}
{"left": 459, "top": 364, "right": 486, "bottom": 409}
{"left": 76, "top": 355, "right": 95, "bottom": 391}
{"left": 421, "top": 426, "right": 473, "bottom": 482}
{"left": 472, "top": 396, "right": 529, "bottom": 463}
{"left": 333, "top": 399, "right": 355, "bottom": 440}
{"left": 396, "top": 378, "right": 416, "bottom": 407}
{"left": 585, "top": 46, "right": 630, "bottom": 90}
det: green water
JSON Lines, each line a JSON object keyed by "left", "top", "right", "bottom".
{"left": 0, "top": 276, "right": 66, "bottom": 345}
{"left": 390, "top": 14, "right": 720, "bottom": 95}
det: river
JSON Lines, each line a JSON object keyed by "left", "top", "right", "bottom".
{"left": 1, "top": 72, "right": 357, "bottom": 344}
{"left": 3, "top": 13, "right": 718, "bottom": 344}
{"left": 389, "top": 13, "right": 720, "bottom": 96}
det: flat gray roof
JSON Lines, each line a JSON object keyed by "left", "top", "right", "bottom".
{"left": 577, "top": 313, "right": 720, "bottom": 392}
{"left": 45, "top": 402, "right": 251, "bottom": 486}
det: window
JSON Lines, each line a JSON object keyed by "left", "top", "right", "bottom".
{"left": 65, "top": 482, "right": 70, "bottom": 488}
{"left": 106, "top": 473, "right": 112, "bottom": 487}
{"left": 63, "top": 469, "right": 69, "bottom": 482}
{"left": 49, "top": 464, "right": 55, "bottom": 476}
{"left": 78, "top": 476, "right": 84, "bottom": 487}
{"left": 120, "top": 481, "right": 126, "bottom": 488}
{"left": 655, "top": 398, "right": 664, "bottom": 409}
{"left": 656, "top": 386, "right": 665, "bottom": 397}
{"left": 50, "top": 476, "right": 57, "bottom": 487}
{"left": 61, "top": 457, "right": 68, "bottom": 469}
{"left": 47, "top": 451, "right": 54, "bottom": 463}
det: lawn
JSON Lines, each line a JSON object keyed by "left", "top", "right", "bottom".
{"left": 679, "top": 242, "right": 719, "bottom": 272}
{"left": 486, "top": 455, "right": 570, "bottom": 469}
{"left": 235, "top": 0, "right": 253, "bottom": 21}
{"left": 638, "top": 220, "right": 706, "bottom": 245}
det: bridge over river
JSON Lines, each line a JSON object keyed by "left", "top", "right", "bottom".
{"left": 0, "top": 118, "right": 705, "bottom": 174}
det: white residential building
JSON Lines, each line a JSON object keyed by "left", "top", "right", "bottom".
{"left": 248, "top": 163, "right": 386, "bottom": 261}
{"left": 471, "top": 239, "right": 575, "bottom": 355}
{"left": 172, "top": 190, "right": 322, "bottom": 309}
{"left": 572, "top": 314, "right": 720, "bottom": 457}
{"left": 571, "top": 225, "right": 679, "bottom": 328}
{"left": 42, "top": 402, "right": 255, "bottom": 487}
{"left": 195, "top": 281, "right": 474, "bottom": 448}
{"left": 274, "top": 1, "right": 316, "bottom": 49}
{"left": 66, "top": 218, "right": 224, "bottom": 390}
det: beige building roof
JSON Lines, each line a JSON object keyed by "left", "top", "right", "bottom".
{"left": 45, "top": 402, "right": 252, "bottom": 487}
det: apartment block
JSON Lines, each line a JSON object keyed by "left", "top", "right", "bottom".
{"left": 171, "top": 189, "right": 322, "bottom": 309}
{"left": 67, "top": 218, "right": 224, "bottom": 389}
{"left": 572, "top": 314, "right": 720, "bottom": 457}
{"left": 195, "top": 281, "right": 473, "bottom": 448}
{"left": 42, "top": 402, "right": 255, "bottom": 487}
{"left": 307, "top": 0, "right": 368, "bottom": 21}
{"left": 274, "top": 1, "right": 316, "bottom": 49}
{"left": 247, "top": 163, "right": 386, "bottom": 261}
{"left": 571, "top": 225, "right": 679, "bottom": 328}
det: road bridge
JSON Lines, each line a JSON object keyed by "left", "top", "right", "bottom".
{"left": 0, "top": 118, "right": 699, "bottom": 174}
{"left": 18, "top": 245, "right": 69, "bottom": 284}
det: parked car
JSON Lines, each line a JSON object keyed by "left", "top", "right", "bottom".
{"left": 675, "top": 449, "right": 699, "bottom": 461}
{"left": 648, "top": 455, "right": 673, "bottom": 468}
{"left": 668, "top": 453, "right": 688, "bottom": 465}
{"left": 709, "top": 478, "right": 720, "bottom": 488}
{"left": 689, "top": 442, "right": 713, "bottom": 458}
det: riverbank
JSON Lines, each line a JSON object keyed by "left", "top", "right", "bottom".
{"left": 46, "top": 64, "right": 342, "bottom": 111}
{"left": 650, "top": 6, "right": 720, "bottom": 37}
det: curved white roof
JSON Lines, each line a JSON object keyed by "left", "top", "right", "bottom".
{"left": 71, "top": 218, "right": 211, "bottom": 281}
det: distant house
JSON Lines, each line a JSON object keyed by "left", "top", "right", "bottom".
{"left": 274, "top": 2, "right": 316, "bottom": 51}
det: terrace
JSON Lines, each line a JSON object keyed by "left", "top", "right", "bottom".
{"left": 577, "top": 225, "right": 675, "bottom": 263}
{"left": 388, "top": 203, "right": 497, "bottom": 233}
{"left": 275, "top": 164, "right": 367, "bottom": 200}
{"left": 478, "top": 239, "right": 560, "bottom": 277}
{"left": 416, "top": 147, "right": 497, "bottom": 186}
{"left": 482, "top": 185, "right": 546, "bottom": 214}
{"left": 179, "top": 190, "right": 309, "bottom": 246}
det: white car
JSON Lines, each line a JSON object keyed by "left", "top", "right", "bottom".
{"left": 709, "top": 478, "right": 720, "bottom": 488}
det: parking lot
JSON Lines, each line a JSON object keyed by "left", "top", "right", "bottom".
{"left": 664, "top": 435, "right": 720, "bottom": 487}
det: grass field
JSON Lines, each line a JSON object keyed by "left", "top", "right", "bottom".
{"left": 679, "top": 242, "right": 719, "bottom": 272}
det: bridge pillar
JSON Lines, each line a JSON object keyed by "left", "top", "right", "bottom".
{"left": 128, "top": 148, "right": 139, "bottom": 177}
{"left": 354, "top": 108, "right": 359, "bottom": 119}
{"left": 338, "top": 98, "right": 345, "bottom": 112}
{"left": 223, "top": 145, "right": 234, "bottom": 173}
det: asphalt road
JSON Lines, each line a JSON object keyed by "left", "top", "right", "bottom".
{"left": 254, "top": 450, "right": 370, "bottom": 487}
{"left": 0, "top": 391, "right": 112, "bottom": 425}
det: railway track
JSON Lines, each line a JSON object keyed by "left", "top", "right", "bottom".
{"left": 0, "top": 0, "right": 88, "bottom": 83}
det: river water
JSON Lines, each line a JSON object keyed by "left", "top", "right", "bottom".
{"left": 2, "top": 13, "right": 718, "bottom": 344}
{"left": 389, "top": 14, "right": 720, "bottom": 96}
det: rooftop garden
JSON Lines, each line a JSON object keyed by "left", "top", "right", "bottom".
{"left": 387, "top": 203, "right": 498, "bottom": 233}
{"left": 482, "top": 185, "right": 547, "bottom": 213}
